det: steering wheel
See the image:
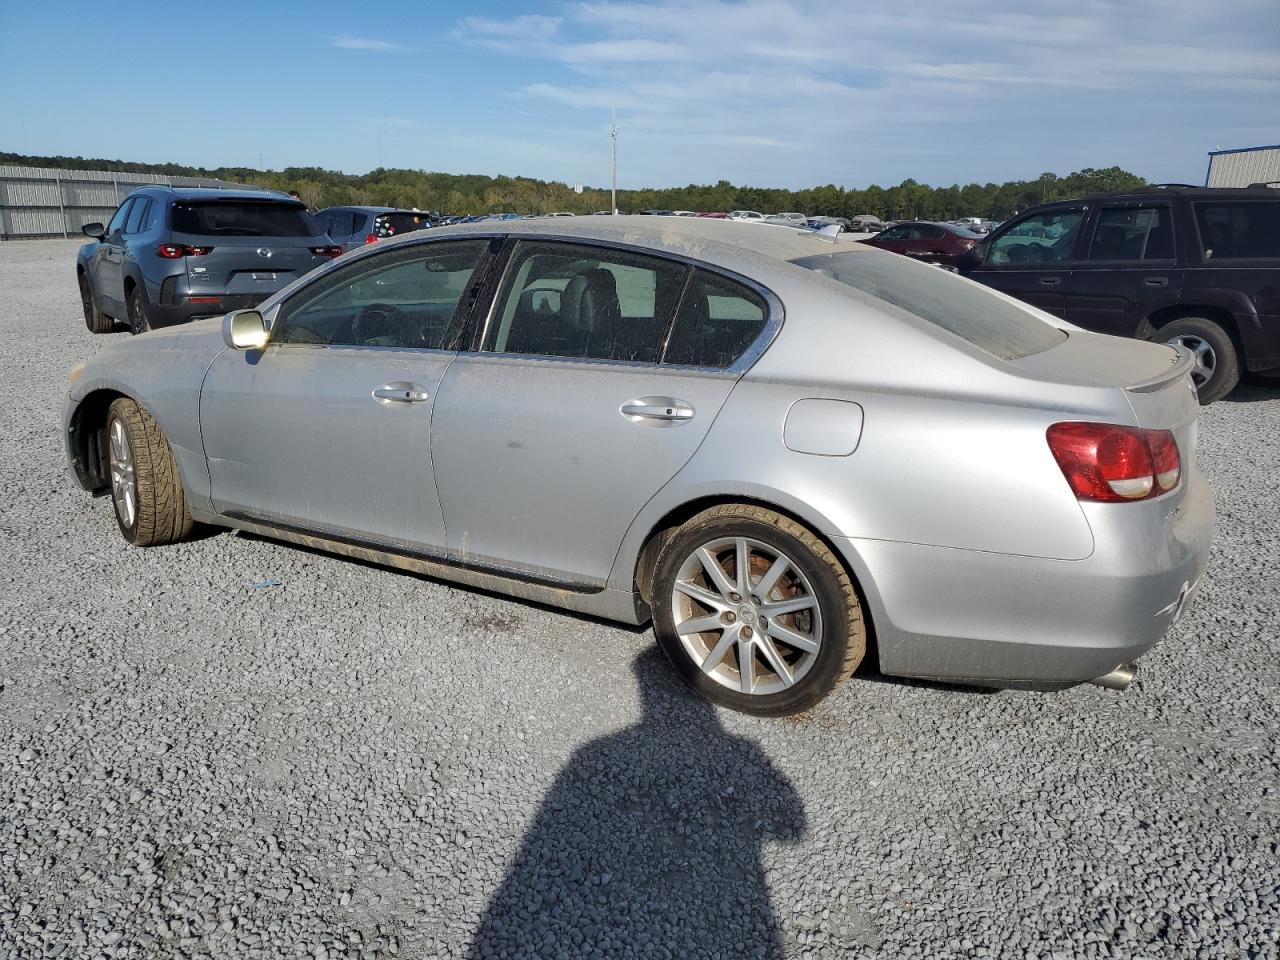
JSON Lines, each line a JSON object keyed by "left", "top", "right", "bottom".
{"left": 351, "top": 302, "right": 416, "bottom": 346}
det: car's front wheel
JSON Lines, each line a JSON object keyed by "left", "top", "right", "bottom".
{"left": 79, "top": 272, "right": 114, "bottom": 334}
{"left": 126, "top": 284, "right": 152, "bottom": 336}
{"left": 106, "top": 398, "right": 194, "bottom": 546}
{"left": 651, "top": 504, "right": 866, "bottom": 716}
{"left": 1161, "top": 316, "right": 1240, "bottom": 404}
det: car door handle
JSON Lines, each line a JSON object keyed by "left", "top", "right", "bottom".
{"left": 620, "top": 397, "right": 695, "bottom": 422}
{"left": 372, "top": 382, "right": 429, "bottom": 403}
{"left": 1144, "top": 277, "right": 1170, "bottom": 288}
{"left": 1039, "top": 276, "right": 1062, "bottom": 287}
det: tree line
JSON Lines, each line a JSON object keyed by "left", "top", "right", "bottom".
{"left": 2, "top": 151, "right": 1146, "bottom": 221}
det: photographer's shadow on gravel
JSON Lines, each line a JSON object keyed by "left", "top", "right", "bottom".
{"left": 467, "top": 649, "right": 804, "bottom": 959}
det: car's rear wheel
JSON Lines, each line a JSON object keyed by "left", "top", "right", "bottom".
{"left": 106, "top": 398, "right": 194, "bottom": 546}
{"left": 126, "top": 284, "right": 152, "bottom": 336}
{"left": 79, "top": 272, "right": 113, "bottom": 334}
{"left": 651, "top": 504, "right": 866, "bottom": 716}
{"left": 1161, "top": 316, "right": 1239, "bottom": 404}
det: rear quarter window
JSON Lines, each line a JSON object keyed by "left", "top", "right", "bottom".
{"left": 1194, "top": 201, "right": 1280, "bottom": 260}
{"left": 172, "top": 201, "right": 317, "bottom": 237}
{"left": 791, "top": 249, "right": 1067, "bottom": 360}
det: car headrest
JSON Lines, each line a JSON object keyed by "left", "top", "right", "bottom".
{"left": 561, "top": 268, "right": 621, "bottom": 335}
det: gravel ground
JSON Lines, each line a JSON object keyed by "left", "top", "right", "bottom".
{"left": 1, "top": 238, "right": 1278, "bottom": 960}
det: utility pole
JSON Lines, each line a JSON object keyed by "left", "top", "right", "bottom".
{"left": 610, "top": 106, "right": 618, "bottom": 215}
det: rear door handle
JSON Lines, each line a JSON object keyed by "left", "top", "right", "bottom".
{"left": 1144, "top": 277, "right": 1170, "bottom": 288}
{"left": 620, "top": 397, "right": 695, "bottom": 423}
{"left": 373, "top": 382, "right": 429, "bottom": 404}
{"left": 1038, "top": 276, "right": 1062, "bottom": 287}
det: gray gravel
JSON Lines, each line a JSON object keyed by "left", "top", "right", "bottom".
{"left": 1, "top": 238, "right": 1278, "bottom": 960}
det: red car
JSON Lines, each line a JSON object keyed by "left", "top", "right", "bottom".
{"left": 863, "top": 221, "right": 982, "bottom": 268}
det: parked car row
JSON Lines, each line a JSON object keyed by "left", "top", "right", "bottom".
{"left": 855, "top": 185, "right": 1280, "bottom": 403}
{"left": 65, "top": 215, "right": 1212, "bottom": 715}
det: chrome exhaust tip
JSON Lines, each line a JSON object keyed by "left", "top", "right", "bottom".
{"left": 1090, "top": 662, "right": 1137, "bottom": 691}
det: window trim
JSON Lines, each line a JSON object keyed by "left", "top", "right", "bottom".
{"left": 469, "top": 235, "right": 784, "bottom": 374}
{"left": 124, "top": 198, "right": 151, "bottom": 236}
{"left": 1083, "top": 201, "right": 1176, "bottom": 264}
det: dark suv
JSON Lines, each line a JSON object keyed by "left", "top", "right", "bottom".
{"left": 960, "top": 185, "right": 1280, "bottom": 402}
{"left": 77, "top": 188, "right": 339, "bottom": 335}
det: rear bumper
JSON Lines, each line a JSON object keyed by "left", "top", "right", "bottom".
{"left": 836, "top": 472, "right": 1214, "bottom": 687}
{"left": 146, "top": 292, "right": 273, "bottom": 328}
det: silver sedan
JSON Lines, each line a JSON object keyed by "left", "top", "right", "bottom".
{"left": 64, "top": 217, "right": 1213, "bottom": 715}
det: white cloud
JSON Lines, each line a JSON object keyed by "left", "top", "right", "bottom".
{"left": 454, "top": 0, "right": 1280, "bottom": 187}
{"left": 330, "top": 34, "right": 403, "bottom": 51}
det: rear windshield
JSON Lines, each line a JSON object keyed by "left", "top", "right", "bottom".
{"left": 374, "top": 212, "right": 433, "bottom": 237}
{"left": 1194, "top": 200, "right": 1280, "bottom": 260}
{"left": 790, "top": 249, "right": 1067, "bottom": 360}
{"left": 171, "top": 201, "right": 317, "bottom": 237}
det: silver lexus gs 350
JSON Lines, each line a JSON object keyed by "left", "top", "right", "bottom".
{"left": 65, "top": 217, "right": 1213, "bottom": 716}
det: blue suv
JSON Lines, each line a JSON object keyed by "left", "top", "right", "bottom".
{"left": 77, "top": 187, "right": 339, "bottom": 335}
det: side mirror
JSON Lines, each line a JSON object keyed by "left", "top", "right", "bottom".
{"left": 82, "top": 222, "right": 106, "bottom": 241}
{"left": 223, "top": 309, "right": 269, "bottom": 350}
{"left": 958, "top": 239, "right": 988, "bottom": 273}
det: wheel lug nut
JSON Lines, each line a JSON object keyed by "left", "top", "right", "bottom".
{"left": 759, "top": 617, "right": 768, "bottom": 628}
{"left": 741, "top": 626, "right": 754, "bottom": 639}
{"left": 750, "top": 595, "right": 761, "bottom": 605}
{"left": 722, "top": 611, "right": 736, "bottom": 624}
{"left": 729, "top": 592, "right": 742, "bottom": 603}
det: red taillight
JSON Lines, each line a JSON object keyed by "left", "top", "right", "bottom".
{"left": 156, "top": 244, "right": 213, "bottom": 258}
{"left": 1046, "top": 422, "right": 1181, "bottom": 502}
{"left": 1149, "top": 430, "right": 1182, "bottom": 493}
{"left": 364, "top": 234, "right": 377, "bottom": 244}
{"left": 310, "top": 245, "right": 343, "bottom": 258}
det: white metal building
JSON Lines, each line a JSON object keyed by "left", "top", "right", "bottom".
{"left": 1205, "top": 144, "right": 1280, "bottom": 188}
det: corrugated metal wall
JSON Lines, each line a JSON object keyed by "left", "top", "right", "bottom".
{"left": 1205, "top": 147, "right": 1280, "bottom": 188}
{"left": 0, "top": 165, "right": 267, "bottom": 239}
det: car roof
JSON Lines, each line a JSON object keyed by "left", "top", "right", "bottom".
{"left": 125, "top": 186, "right": 302, "bottom": 204}
{"left": 1030, "top": 185, "right": 1279, "bottom": 208}
{"left": 319, "top": 205, "right": 422, "bottom": 214}
{"left": 390, "top": 215, "right": 867, "bottom": 271}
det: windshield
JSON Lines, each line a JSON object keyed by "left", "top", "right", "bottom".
{"left": 171, "top": 201, "right": 317, "bottom": 237}
{"left": 790, "top": 249, "right": 1067, "bottom": 360}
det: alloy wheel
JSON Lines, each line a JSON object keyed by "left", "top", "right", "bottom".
{"left": 668, "top": 536, "right": 823, "bottom": 695}
{"left": 109, "top": 418, "right": 137, "bottom": 529}
{"left": 1167, "top": 334, "right": 1216, "bottom": 387}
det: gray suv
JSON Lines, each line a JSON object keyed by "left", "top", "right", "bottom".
{"left": 77, "top": 188, "right": 340, "bottom": 335}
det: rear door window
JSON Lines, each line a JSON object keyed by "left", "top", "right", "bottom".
{"left": 172, "top": 201, "right": 317, "bottom": 237}
{"left": 482, "top": 241, "right": 687, "bottom": 363}
{"left": 1194, "top": 201, "right": 1280, "bottom": 260}
{"left": 663, "top": 269, "right": 769, "bottom": 368}
{"left": 1088, "top": 205, "right": 1175, "bottom": 261}
{"left": 792, "top": 249, "right": 1067, "bottom": 360}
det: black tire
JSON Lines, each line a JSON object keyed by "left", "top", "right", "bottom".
{"left": 1159, "top": 316, "right": 1239, "bottom": 405}
{"left": 105, "top": 398, "right": 194, "bottom": 546}
{"left": 126, "top": 283, "right": 151, "bottom": 336}
{"left": 78, "top": 272, "right": 114, "bottom": 334}
{"left": 651, "top": 504, "right": 866, "bottom": 717}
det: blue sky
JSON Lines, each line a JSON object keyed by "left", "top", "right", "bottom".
{"left": 1, "top": 0, "right": 1276, "bottom": 190}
